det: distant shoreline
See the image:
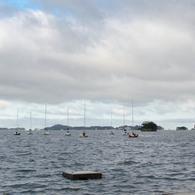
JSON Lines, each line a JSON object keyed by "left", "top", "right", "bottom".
{"left": 0, "top": 124, "right": 165, "bottom": 131}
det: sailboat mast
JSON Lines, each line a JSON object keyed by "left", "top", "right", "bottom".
{"left": 84, "top": 101, "right": 86, "bottom": 131}
{"left": 45, "top": 104, "right": 47, "bottom": 130}
{"left": 111, "top": 111, "right": 113, "bottom": 127}
{"left": 30, "top": 110, "right": 32, "bottom": 130}
{"left": 132, "top": 99, "right": 134, "bottom": 127}
{"left": 67, "top": 107, "right": 69, "bottom": 127}
{"left": 17, "top": 108, "right": 19, "bottom": 128}
{"left": 123, "top": 108, "right": 126, "bottom": 126}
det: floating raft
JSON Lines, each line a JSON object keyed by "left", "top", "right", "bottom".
{"left": 62, "top": 171, "right": 102, "bottom": 180}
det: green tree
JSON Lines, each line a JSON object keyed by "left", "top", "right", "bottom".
{"left": 140, "top": 121, "right": 157, "bottom": 131}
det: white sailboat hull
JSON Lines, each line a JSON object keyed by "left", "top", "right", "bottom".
{"left": 80, "top": 133, "right": 88, "bottom": 138}
{"left": 66, "top": 131, "right": 71, "bottom": 136}
{"left": 43, "top": 131, "right": 51, "bottom": 135}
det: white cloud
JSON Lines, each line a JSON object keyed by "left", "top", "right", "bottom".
{"left": 0, "top": 100, "right": 11, "bottom": 108}
{"left": 0, "top": 1, "right": 195, "bottom": 129}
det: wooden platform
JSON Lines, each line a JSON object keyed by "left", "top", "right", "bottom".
{"left": 62, "top": 171, "right": 102, "bottom": 180}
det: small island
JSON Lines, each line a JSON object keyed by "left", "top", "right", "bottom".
{"left": 140, "top": 121, "right": 158, "bottom": 131}
{"left": 176, "top": 126, "right": 188, "bottom": 130}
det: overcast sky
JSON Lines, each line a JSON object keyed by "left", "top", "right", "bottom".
{"left": 0, "top": 0, "right": 195, "bottom": 129}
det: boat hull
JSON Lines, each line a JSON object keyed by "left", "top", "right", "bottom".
{"left": 128, "top": 134, "right": 138, "bottom": 138}
{"left": 80, "top": 133, "right": 88, "bottom": 138}
{"left": 14, "top": 132, "right": 20, "bottom": 135}
{"left": 43, "top": 131, "right": 51, "bottom": 135}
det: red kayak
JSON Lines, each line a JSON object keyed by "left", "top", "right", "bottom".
{"left": 128, "top": 134, "right": 138, "bottom": 138}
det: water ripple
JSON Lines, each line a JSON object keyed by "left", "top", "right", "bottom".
{"left": 0, "top": 130, "right": 194, "bottom": 194}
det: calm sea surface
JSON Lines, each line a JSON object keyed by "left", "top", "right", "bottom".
{"left": 0, "top": 130, "right": 194, "bottom": 195}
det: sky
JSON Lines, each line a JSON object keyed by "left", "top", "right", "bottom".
{"left": 0, "top": 0, "right": 195, "bottom": 130}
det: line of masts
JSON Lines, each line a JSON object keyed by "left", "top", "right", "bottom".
{"left": 110, "top": 99, "right": 134, "bottom": 128}
{"left": 15, "top": 99, "right": 135, "bottom": 129}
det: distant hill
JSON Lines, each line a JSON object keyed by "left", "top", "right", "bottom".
{"left": 45, "top": 124, "right": 115, "bottom": 131}
{"left": 0, "top": 128, "right": 8, "bottom": 130}
{"left": 0, "top": 124, "right": 164, "bottom": 131}
{"left": 45, "top": 124, "right": 164, "bottom": 131}
{"left": 45, "top": 124, "right": 69, "bottom": 130}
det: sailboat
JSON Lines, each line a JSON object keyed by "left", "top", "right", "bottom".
{"left": 27, "top": 129, "right": 33, "bottom": 135}
{"left": 109, "top": 130, "right": 115, "bottom": 135}
{"left": 122, "top": 108, "right": 128, "bottom": 135}
{"left": 27, "top": 111, "right": 33, "bottom": 135}
{"left": 123, "top": 128, "right": 128, "bottom": 136}
{"left": 66, "top": 107, "right": 71, "bottom": 136}
{"left": 80, "top": 101, "right": 88, "bottom": 138}
{"left": 128, "top": 100, "right": 139, "bottom": 138}
{"left": 66, "top": 130, "right": 71, "bottom": 136}
{"left": 14, "top": 109, "right": 20, "bottom": 135}
{"left": 43, "top": 104, "right": 51, "bottom": 135}
{"left": 109, "top": 111, "right": 115, "bottom": 135}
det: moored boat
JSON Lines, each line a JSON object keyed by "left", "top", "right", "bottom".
{"left": 27, "top": 129, "right": 33, "bottom": 135}
{"left": 66, "top": 130, "right": 71, "bottom": 136}
{"left": 43, "top": 104, "right": 51, "bottom": 135}
{"left": 109, "top": 130, "right": 115, "bottom": 135}
{"left": 80, "top": 132, "right": 88, "bottom": 138}
{"left": 66, "top": 108, "right": 71, "bottom": 136}
{"left": 14, "top": 131, "right": 20, "bottom": 135}
{"left": 43, "top": 130, "right": 51, "bottom": 135}
{"left": 122, "top": 128, "right": 128, "bottom": 135}
{"left": 80, "top": 101, "right": 89, "bottom": 138}
{"left": 128, "top": 133, "right": 138, "bottom": 138}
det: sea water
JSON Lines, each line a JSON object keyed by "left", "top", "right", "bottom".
{"left": 0, "top": 130, "right": 194, "bottom": 194}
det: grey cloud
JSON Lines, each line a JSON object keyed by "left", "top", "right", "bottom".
{"left": 1, "top": 1, "right": 195, "bottom": 109}
{"left": 31, "top": 0, "right": 107, "bottom": 29}
{"left": 0, "top": 2, "right": 19, "bottom": 18}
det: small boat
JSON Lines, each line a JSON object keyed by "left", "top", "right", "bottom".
{"left": 66, "top": 130, "right": 71, "bottom": 136}
{"left": 123, "top": 132, "right": 128, "bottom": 136}
{"left": 80, "top": 101, "right": 88, "bottom": 138}
{"left": 27, "top": 130, "right": 33, "bottom": 135}
{"left": 27, "top": 111, "right": 33, "bottom": 135}
{"left": 80, "top": 131, "right": 88, "bottom": 138}
{"left": 43, "top": 130, "right": 51, "bottom": 135}
{"left": 14, "top": 109, "right": 20, "bottom": 135}
{"left": 27, "top": 129, "right": 33, "bottom": 135}
{"left": 14, "top": 131, "right": 20, "bottom": 135}
{"left": 43, "top": 104, "right": 50, "bottom": 135}
{"left": 66, "top": 108, "right": 71, "bottom": 136}
{"left": 128, "top": 133, "right": 138, "bottom": 138}
{"left": 122, "top": 129, "right": 128, "bottom": 135}
{"left": 109, "top": 130, "right": 115, "bottom": 135}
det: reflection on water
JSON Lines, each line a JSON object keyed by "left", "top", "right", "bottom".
{"left": 0, "top": 130, "right": 194, "bottom": 194}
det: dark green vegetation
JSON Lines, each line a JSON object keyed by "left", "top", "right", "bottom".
{"left": 176, "top": 126, "right": 188, "bottom": 130}
{"left": 140, "top": 121, "right": 158, "bottom": 131}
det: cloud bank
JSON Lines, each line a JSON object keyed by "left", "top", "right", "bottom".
{"left": 0, "top": 0, "right": 195, "bottom": 129}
